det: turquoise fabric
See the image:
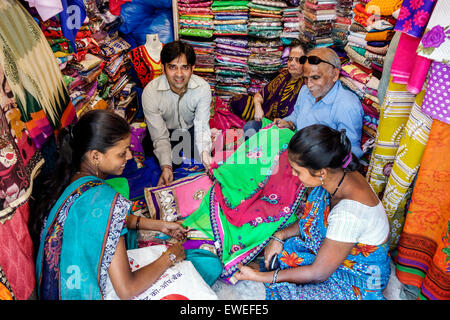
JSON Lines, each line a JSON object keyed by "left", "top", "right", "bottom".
{"left": 185, "top": 249, "right": 223, "bottom": 286}
{"left": 36, "top": 176, "right": 131, "bottom": 299}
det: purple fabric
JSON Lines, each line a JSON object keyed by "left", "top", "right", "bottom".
{"left": 421, "top": 61, "right": 450, "bottom": 124}
{"left": 394, "top": 0, "right": 437, "bottom": 38}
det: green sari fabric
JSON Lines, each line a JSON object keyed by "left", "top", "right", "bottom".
{"left": 183, "top": 122, "right": 305, "bottom": 282}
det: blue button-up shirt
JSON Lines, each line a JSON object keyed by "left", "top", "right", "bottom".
{"left": 283, "top": 80, "right": 364, "bottom": 158}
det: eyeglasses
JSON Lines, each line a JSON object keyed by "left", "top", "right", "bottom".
{"left": 298, "top": 55, "right": 337, "bottom": 68}
{"left": 287, "top": 56, "right": 302, "bottom": 63}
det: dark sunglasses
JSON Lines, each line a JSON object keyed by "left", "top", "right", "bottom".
{"left": 297, "top": 55, "right": 337, "bottom": 68}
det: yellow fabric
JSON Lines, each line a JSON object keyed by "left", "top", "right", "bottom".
{"left": 366, "top": 0, "right": 403, "bottom": 16}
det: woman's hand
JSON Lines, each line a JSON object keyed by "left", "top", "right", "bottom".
{"left": 264, "top": 239, "right": 283, "bottom": 270}
{"left": 234, "top": 263, "right": 260, "bottom": 282}
{"left": 254, "top": 105, "right": 265, "bottom": 122}
{"left": 166, "top": 242, "right": 186, "bottom": 263}
{"left": 160, "top": 221, "right": 188, "bottom": 241}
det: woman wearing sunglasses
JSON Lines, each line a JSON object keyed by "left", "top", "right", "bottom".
{"left": 229, "top": 39, "right": 306, "bottom": 123}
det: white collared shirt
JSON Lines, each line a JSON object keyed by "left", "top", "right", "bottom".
{"left": 142, "top": 74, "right": 212, "bottom": 167}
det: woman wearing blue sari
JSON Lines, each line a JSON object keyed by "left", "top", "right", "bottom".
{"left": 235, "top": 124, "right": 391, "bottom": 300}
{"left": 31, "top": 110, "right": 188, "bottom": 300}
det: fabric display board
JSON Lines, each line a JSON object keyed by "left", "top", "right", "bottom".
{"left": 104, "top": 245, "right": 219, "bottom": 300}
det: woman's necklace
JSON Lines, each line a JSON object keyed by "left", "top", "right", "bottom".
{"left": 330, "top": 170, "right": 347, "bottom": 198}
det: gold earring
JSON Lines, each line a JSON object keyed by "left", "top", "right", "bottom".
{"left": 319, "top": 176, "right": 324, "bottom": 186}
{"left": 95, "top": 162, "right": 99, "bottom": 177}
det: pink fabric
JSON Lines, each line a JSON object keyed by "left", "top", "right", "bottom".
{"left": 391, "top": 33, "right": 422, "bottom": 84}
{"left": 209, "top": 97, "right": 246, "bottom": 131}
{"left": 109, "top": 0, "right": 131, "bottom": 16}
{"left": 174, "top": 175, "right": 213, "bottom": 218}
{"left": 214, "top": 151, "right": 303, "bottom": 227}
{"left": 0, "top": 202, "right": 35, "bottom": 300}
{"left": 407, "top": 55, "right": 432, "bottom": 94}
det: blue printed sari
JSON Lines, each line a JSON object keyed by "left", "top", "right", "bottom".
{"left": 266, "top": 187, "right": 391, "bottom": 300}
{"left": 35, "top": 176, "right": 131, "bottom": 300}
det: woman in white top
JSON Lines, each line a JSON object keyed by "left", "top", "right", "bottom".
{"left": 235, "top": 124, "right": 391, "bottom": 300}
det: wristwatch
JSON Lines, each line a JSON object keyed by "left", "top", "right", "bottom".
{"left": 167, "top": 253, "right": 177, "bottom": 266}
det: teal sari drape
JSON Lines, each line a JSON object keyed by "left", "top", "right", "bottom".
{"left": 36, "top": 176, "right": 131, "bottom": 300}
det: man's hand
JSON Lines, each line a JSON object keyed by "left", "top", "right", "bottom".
{"left": 157, "top": 166, "right": 173, "bottom": 186}
{"left": 201, "top": 150, "right": 212, "bottom": 170}
{"left": 273, "top": 118, "right": 294, "bottom": 130}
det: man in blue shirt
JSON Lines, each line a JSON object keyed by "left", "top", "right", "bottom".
{"left": 274, "top": 47, "right": 364, "bottom": 158}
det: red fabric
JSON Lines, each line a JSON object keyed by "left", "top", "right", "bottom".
{"left": 209, "top": 97, "right": 245, "bottom": 131}
{"left": 0, "top": 202, "right": 35, "bottom": 300}
{"left": 109, "top": 0, "right": 131, "bottom": 16}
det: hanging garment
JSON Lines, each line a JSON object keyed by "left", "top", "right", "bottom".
{"left": 182, "top": 123, "right": 306, "bottom": 282}
{"left": 25, "top": 0, "right": 63, "bottom": 21}
{"left": 396, "top": 119, "right": 450, "bottom": 300}
{"left": 0, "top": 0, "right": 74, "bottom": 147}
{"left": 394, "top": 0, "right": 437, "bottom": 38}
{"left": 128, "top": 45, "right": 163, "bottom": 88}
{"left": 265, "top": 187, "right": 391, "bottom": 300}
{"left": 377, "top": 89, "right": 433, "bottom": 249}
{"left": 416, "top": 0, "right": 450, "bottom": 64}
{"left": 421, "top": 61, "right": 450, "bottom": 124}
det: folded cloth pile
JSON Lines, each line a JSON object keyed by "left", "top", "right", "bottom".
{"left": 247, "top": 0, "right": 284, "bottom": 39}
{"left": 35, "top": 2, "right": 137, "bottom": 120}
{"left": 182, "top": 39, "right": 217, "bottom": 91}
{"left": 178, "top": 0, "right": 215, "bottom": 38}
{"left": 339, "top": 0, "right": 401, "bottom": 166}
{"left": 299, "top": 0, "right": 337, "bottom": 48}
{"left": 281, "top": 6, "right": 301, "bottom": 45}
{"left": 214, "top": 37, "right": 251, "bottom": 101}
{"left": 212, "top": 0, "right": 249, "bottom": 36}
{"left": 332, "top": 0, "right": 352, "bottom": 46}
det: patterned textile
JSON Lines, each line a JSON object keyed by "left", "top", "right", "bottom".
{"left": 377, "top": 89, "right": 433, "bottom": 249}
{"left": 182, "top": 124, "right": 305, "bottom": 282}
{"left": 394, "top": 0, "right": 437, "bottom": 38}
{"left": 396, "top": 119, "right": 450, "bottom": 300}
{"left": 0, "top": 0, "right": 74, "bottom": 146}
{"left": 366, "top": 78, "right": 417, "bottom": 248}
{"left": 128, "top": 45, "right": 163, "bottom": 87}
{"left": 421, "top": 61, "right": 450, "bottom": 124}
{"left": 0, "top": 265, "right": 15, "bottom": 300}
{"left": 0, "top": 63, "right": 43, "bottom": 223}
{"left": 229, "top": 69, "right": 304, "bottom": 121}
{"left": 36, "top": 176, "right": 130, "bottom": 300}
{"left": 266, "top": 187, "right": 391, "bottom": 300}
{"left": 416, "top": 0, "right": 450, "bottom": 63}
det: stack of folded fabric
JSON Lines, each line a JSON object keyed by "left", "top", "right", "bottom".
{"left": 281, "top": 6, "right": 302, "bottom": 45}
{"left": 182, "top": 39, "right": 217, "bottom": 91}
{"left": 214, "top": 37, "right": 251, "bottom": 101}
{"left": 332, "top": 0, "right": 353, "bottom": 46}
{"left": 247, "top": 37, "right": 284, "bottom": 94}
{"left": 300, "top": 0, "right": 337, "bottom": 48}
{"left": 178, "top": 0, "right": 215, "bottom": 38}
{"left": 211, "top": 0, "right": 250, "bottom": 101}
{"left": 37, "top": 5, "right": 137, "bottom": 120}
{"left": 246, "top": 0, "right": 285, "bottom": 92}
{"left": 340, "top": 0, "right": 401, "bottom": 168}
{"left": 212, "top": 0, "right": 249, "bottom": 37}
